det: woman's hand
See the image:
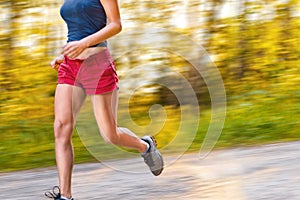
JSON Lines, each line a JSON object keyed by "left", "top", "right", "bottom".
{"left": 50, "top": 55, "right": 64, "bottom": 70}
{"left": 61, "top": 40, "right": 87, "bottom": 59}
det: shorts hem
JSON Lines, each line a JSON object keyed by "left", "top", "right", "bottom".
{"left": 86, "top": 83, "right": 119, "bottom": 95}
{"left": 57, "top": 79, "right": 75, "bottom": 86}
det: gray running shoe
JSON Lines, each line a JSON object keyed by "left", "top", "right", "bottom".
{"left": 45, "top": 186, "right": 74, "bottom": 200}
{"left": 141, "top": 136, "right": 164, "bottom": 176}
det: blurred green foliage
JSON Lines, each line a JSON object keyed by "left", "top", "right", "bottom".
{"left": 1, "top": 0, "right": 300, "bottom": 172}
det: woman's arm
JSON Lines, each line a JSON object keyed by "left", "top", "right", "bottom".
{"left": 82, "top": 0, "right": 122, "bottom": 47}
{"left": 62, "top": 0, "right": 122, "bottom": 59}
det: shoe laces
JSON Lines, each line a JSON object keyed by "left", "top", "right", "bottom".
{"left": 45, "top": 186, "right": 61, "bottom": 199}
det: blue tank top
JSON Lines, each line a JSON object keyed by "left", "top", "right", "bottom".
{"left": 60, "top": 0, "right": 107, "bottom": 47}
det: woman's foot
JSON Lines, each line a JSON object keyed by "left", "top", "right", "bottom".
{"left": 45, "top": 186, "right": 74, "bottom": 200}
{"left": 141, "top": 136, "right": 164, "bottom": 176}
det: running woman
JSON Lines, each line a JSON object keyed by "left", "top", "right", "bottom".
{"left": 45, "top": 0, "right": 163, "bottom": 199}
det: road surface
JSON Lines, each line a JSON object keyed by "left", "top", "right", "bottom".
{"left": 1, "top": 141, "right": 299, "bottom": 199}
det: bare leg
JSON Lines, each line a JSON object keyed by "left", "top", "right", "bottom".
{"left": 90, "top": 89, "right": 148, "bottom": 152}
{"left": 54, "top": 84, "right": 86, "bottom": 198}
{"left": 111, "top": 89, "right": 141, "bottom": 138}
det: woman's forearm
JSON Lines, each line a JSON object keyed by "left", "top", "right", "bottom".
{"left": 81, "top": 21, "right": 122, "bottom": 48}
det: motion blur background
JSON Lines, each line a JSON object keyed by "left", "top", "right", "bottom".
{"left": 0, "top": 0, "right": 299, "bottom": 172}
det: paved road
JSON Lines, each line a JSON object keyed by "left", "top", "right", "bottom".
{"left": 1, "top": 141, "right": 300, "bottom": 200}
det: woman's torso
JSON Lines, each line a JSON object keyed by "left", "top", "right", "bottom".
{"left": 60, "top": 0, "right": 108, "bottom": 59}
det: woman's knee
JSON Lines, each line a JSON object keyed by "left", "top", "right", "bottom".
{"left": 54, "top": 118, "right": 74, "bottom": 142}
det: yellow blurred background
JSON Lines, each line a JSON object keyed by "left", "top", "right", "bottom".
{"left": 0, "top": 0, "right": 299, "bottom": 172}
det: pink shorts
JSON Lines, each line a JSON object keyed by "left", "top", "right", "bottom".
{"left": 58, "top": 49, "right": 118, "bottom": 95}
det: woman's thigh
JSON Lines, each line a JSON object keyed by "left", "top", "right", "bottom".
{"left": 55, "top": 84, "right": 86, "bottom": 124}
{"left": 90, "top": 90, "right": 118, "bottom": 140}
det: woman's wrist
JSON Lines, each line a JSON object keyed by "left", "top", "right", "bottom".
{"left": 80, "top": 38, "right": 90, "bottom": 49}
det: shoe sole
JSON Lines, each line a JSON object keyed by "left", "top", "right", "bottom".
{"left": 149, "top": 136, "right": 164, "bottom": 176}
